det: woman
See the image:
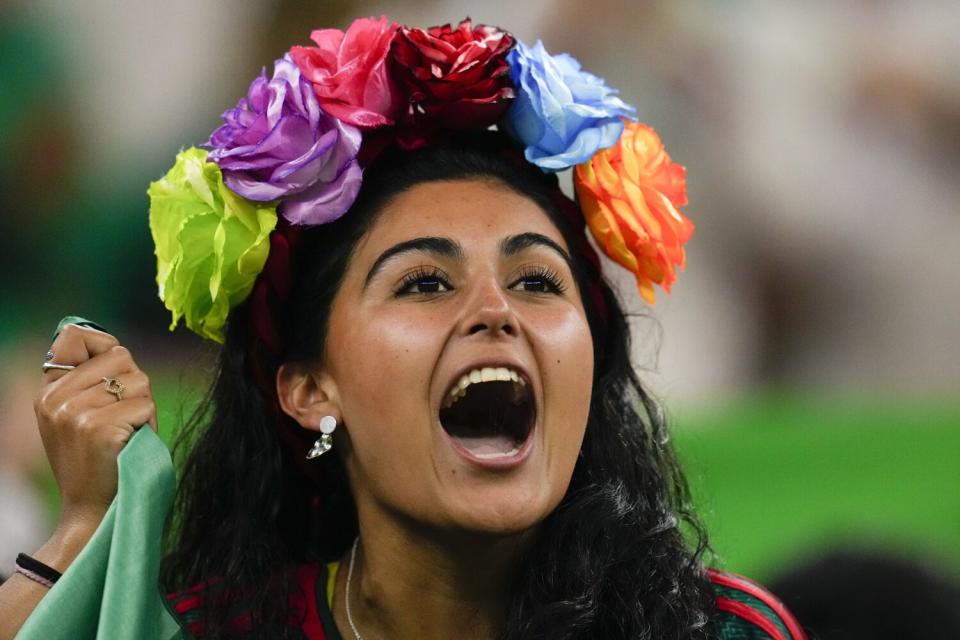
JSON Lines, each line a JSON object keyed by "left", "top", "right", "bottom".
{"left": 2, "top": 17, "right": 806, "bottom": 640}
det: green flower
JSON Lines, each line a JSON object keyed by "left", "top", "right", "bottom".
{"left": 148, "top": 147, "right": 278, "bottom": 343}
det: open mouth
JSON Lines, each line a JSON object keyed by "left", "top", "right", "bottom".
{"left": 439, "top": 367, "right": 535, "bottom": 461}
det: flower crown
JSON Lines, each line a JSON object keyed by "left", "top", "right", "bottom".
{"left": 148, "top": 17, "right": 694, "bottom": 344}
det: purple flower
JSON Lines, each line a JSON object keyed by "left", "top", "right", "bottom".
{"left": 207, "top": 55, "right": 362, "bottom": 225}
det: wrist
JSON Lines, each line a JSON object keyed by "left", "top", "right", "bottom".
{"left": 58, "top": 502, "right": 108, "bottom": 532}
{"left": 15, "top": 553, "right": 62, "bottom": 588}
{"left": 33, "top": 510, "right": 105, "bottom": 574}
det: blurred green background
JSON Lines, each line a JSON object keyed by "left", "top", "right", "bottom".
{"left": 674, "top": 395, "right": 960, "bottom": 580}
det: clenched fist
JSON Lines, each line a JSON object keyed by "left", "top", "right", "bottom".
{"left": 34, "top": 323, "right": 158, "bottom": 522}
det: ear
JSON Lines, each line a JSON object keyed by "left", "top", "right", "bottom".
{"left": 276, "top": 362, "right": 341, "bottom": 433}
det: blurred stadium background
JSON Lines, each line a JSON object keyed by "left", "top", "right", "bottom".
{"left": 2, "top": 0, "right": 958, "bottom": 614}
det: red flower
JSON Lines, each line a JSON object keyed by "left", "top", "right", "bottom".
{"left": 390, "top": 19, "right": 515, "bottom": 147}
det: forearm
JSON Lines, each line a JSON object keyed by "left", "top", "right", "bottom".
{"left": 0, "top": 514, "right": 101, "bottom": 640}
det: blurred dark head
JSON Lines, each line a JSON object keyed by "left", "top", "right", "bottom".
{"left": 769, "top": 548, "right": 960, "bottom": 640}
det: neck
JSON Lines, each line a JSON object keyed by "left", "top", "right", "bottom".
{"left": 334, "top": 518, "right": 532, "bottom": 640}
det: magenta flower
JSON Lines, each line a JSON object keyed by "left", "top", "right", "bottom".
{"left": 206, "top": 55, "right": 362, "bottom": 225}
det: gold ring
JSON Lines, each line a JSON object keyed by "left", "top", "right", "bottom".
{"left": 102, "top": 377, "right": 125, "bottom": 401}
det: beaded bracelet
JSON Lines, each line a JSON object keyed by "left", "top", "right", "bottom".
{"left": 15, "top": 553, "right": 62, "bottom": 589}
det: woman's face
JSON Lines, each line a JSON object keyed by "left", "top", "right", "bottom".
{"left": 323, "top": 178, "right": 593, "bottom": 536}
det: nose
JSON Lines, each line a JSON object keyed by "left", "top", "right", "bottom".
{"left": 459, "top": 276, "right": 518, "bottom": 338}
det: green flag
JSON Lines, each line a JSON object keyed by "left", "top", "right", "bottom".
{"left": 17, "top": 319, "right": 184, "bottom": 639}
{"left": 17, "top": 427, "right": 184, "bottom": 639}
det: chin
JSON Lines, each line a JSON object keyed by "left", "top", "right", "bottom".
{"left": 440, "top": 479, "right": 565, "bottom": 536}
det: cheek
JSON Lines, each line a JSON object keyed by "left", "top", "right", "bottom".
{"left": 540, "top": 308, "right": 593, "bottom": 369}
{"left": 330, "top": 305, "right": 446, "bottom": 444}
{"left": 527, "top": 305, "right": 594, "bottom": 443}
{"left": 532, "top": 304, "right": 594, "bottom": 384}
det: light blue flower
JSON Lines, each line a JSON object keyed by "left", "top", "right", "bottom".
{"left": 504, "top": 40, "right": 636, "bottom": 171}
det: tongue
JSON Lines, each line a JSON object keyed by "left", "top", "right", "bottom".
{"left": 451, "top": 433, "right": 519, "bottom": 458}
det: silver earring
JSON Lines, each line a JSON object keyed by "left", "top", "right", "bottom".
{"left": 306, "top": 415, "right": 337, "bottom": 459}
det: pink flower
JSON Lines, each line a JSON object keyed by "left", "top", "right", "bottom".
{"left": 289, "top": 16, "right": 402, "bottom": 129}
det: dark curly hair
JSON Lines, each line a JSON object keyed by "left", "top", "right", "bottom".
{"left": 161, "top": 132, "right": 715, "bottom": 639}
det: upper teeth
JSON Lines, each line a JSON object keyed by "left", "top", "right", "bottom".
{"left": 443, "top": 367, "right": 525, "bottom": 408}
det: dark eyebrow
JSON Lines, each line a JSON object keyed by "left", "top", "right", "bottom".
{"left": 364, "top": 236, "right": 464, "bottom": 289}
{"left": 500, "top": 232, "right": 573, "bottom": 267}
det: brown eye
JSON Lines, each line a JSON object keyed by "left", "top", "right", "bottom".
{"left": 396, "top": 267, "right": 453, "bottom": 296}
{"left": 510, "top": 266, "right": 567, "bottom": 294}
{"left": 408, "top": 277, "right": 445, "bottom": 294}
{"left": 518, "top": 277, "right": 550, "bottom": 293}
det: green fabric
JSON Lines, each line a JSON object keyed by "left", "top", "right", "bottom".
{"left": 713, "top": 613, "right": 776, "bottom": 639}
{"left": 711, "top": 579, "right": 794, "bottom": 639}
{"left": 17, "top": 318, "right": 184, "bottom": 639}
{"left": 17, "top": 427, "right": 183, "bottom": 639}
{"left": 50, "top": 316, "right": 108, "bottom": 340}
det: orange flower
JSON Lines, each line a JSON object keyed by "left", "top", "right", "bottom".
{"left": 574, "top": 121, "right": 694, "bottom": 304}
